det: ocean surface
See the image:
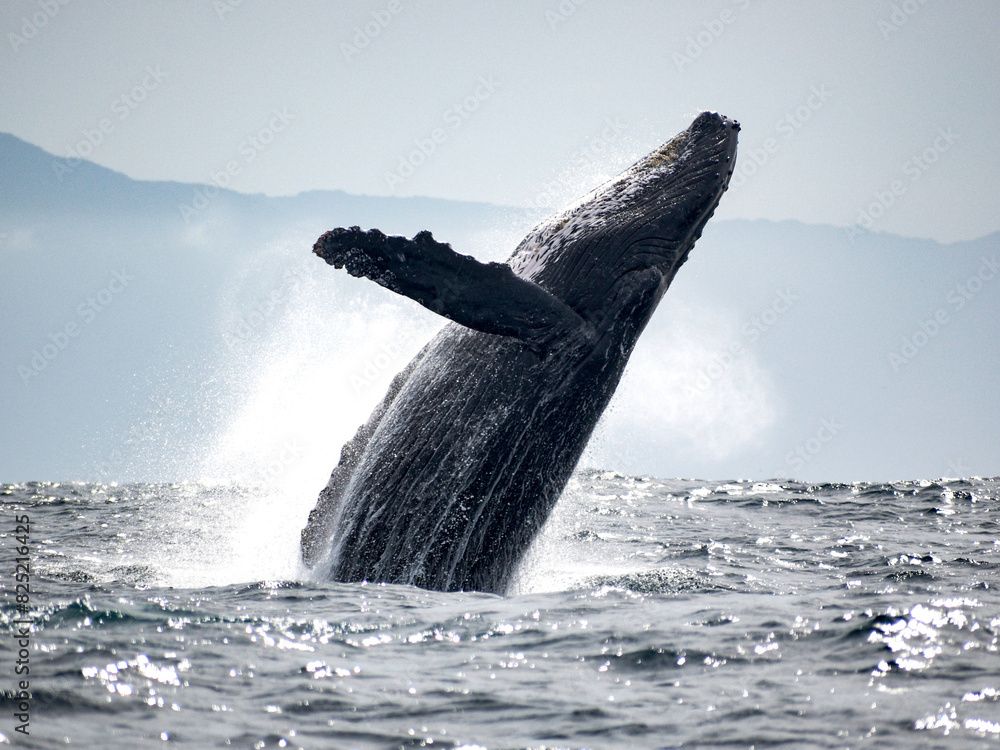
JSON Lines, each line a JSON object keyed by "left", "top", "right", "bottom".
{"left": 2, "top": 473, "right": 999, "bottom": 749}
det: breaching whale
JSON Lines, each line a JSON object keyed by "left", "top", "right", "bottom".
{"left": 301, "top": 112, "right": 739, "bottom": 593}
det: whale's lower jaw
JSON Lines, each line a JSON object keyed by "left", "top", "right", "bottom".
{"left": 301, "top": 113, "right": 739, "bottom": 593}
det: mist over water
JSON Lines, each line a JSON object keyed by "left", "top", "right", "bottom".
{"left": 185, "top": 223, "right": 785, "bottom": 495}
{"left": 587, "top": 299, "right": 780, "bottom": 474}
{"left": 167, "top": 223, "right": 781, "bottom": 586}
{"left": 5, "top": 239, "right": 999, "bottom": 746}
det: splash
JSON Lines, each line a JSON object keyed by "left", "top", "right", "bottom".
{"left": 584, "top": 299, "right": 779, "bottom": 474}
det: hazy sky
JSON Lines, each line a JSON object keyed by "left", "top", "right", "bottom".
{"left": 3, "top": 0, "right": 998, "bottom": 243}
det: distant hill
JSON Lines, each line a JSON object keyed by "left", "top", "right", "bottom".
{"left": 2, "top": 133, "right": 998, "bottom": 484}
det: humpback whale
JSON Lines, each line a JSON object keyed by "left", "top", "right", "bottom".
{"left": 301, "top": 112, "right": 739, "bottom": 593}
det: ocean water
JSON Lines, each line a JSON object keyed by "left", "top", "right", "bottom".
{"left": 2, "top": 472, "right": 999, "bottom": 749}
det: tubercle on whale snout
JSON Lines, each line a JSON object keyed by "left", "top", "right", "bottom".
{"left": 644, "top": 111, "right": 738, "bottom": 165}
{"left": 608, "top": 116, "right": 737, "bottom": 280}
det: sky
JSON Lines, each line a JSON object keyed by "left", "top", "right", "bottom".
{"left": 2, "top": 1, "right": 999, "bottom": 486}
{"left": 3, "top": 0, "right": 999, "bottom": 243}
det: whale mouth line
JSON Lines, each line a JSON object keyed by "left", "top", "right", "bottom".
{"left": 510, "top": 111, "right": 739, "bottom": 288}
{"left": 641, "top": 116, "right": 739, "bottom": 272}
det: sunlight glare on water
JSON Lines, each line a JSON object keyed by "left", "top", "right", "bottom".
{"left": 5, "top": 475, "right": 998, "bottom": 748}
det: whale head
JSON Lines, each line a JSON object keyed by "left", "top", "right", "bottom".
{"left": 508, "top": 112, "right": 739, "bottom": 316}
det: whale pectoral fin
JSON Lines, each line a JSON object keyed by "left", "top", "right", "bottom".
{"left": 314, "top": 226, "right": 589, "bottom": 354}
